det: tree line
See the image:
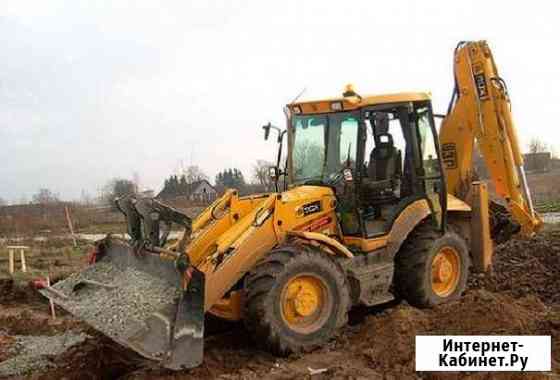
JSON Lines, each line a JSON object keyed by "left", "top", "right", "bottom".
{"left": 2, "top": 160, "right": 279, "bottom": 207}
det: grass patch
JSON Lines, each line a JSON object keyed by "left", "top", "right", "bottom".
{"left": 536, "top": 200, "right": 560, "bottom": 213}
{"left": 76, "top": 222, "right": 127, "bottom": 235}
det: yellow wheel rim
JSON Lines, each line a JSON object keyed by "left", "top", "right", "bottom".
{"left": 280, "top": 274, "right": 331, "bottom": 334}
{"left": 431, "top": 246, "right": 461, "bottom": 297}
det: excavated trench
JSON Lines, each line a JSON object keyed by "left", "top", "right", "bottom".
{"left": 0, "top": 227, "right": 558, "bottom": 379}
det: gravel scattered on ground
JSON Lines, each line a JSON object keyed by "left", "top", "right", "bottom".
{"left": 0, "top": 332, "right": 89, "bottom": 377}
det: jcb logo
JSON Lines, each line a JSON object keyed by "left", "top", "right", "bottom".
{"left": 474, "top": 73, "right": 489, "bottom": 100}
{"left": 302, "top": 201, "right": 322, "bottom": 216}
{"left": 442, "top": 143, "right": 457, "bottom": 169}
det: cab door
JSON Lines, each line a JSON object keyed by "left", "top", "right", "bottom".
{"left": 415, "top": 104, "right": 447, "bottom": 231}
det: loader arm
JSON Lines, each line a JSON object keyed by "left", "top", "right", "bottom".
{"left": 439, "top": 40, "right": 543, "bottom": 237}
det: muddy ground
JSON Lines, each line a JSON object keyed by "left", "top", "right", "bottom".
{"left": 0, "top": 228, "right": 559, "bottom": 379}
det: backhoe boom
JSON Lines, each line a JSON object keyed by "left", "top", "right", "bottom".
{"left": 439, "top": 41, "right": 543, "bottom": 237}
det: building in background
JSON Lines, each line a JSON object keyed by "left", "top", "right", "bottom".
{"left": 157, "top": 179, "right": 217, "bottom": 203}
{"left": 524, "top": 152, "right": 551, "bottom": 173}
{"left": 186, "top": 180, "right": 217, "bottom": 203}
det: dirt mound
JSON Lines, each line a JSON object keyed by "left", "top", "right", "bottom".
{"left": 31, "top": 335, "right": 143, "bottom": 380}
{"left": 0, "top": 309, "right": 83, "bottom": 337}
{"left": 471, "top": 228, "right": 560, "bottom": 305}
{"left": 431, "top": 290, "right": 547, "bottom": 334}
{"left": 0, "top": 278, "right": 65, "bottom": 307}
{"left": 358, "top": 305, "right": 429, "bottom": 373}
{"left": 340, "top": 290, "right": 555, "bottom": 379}
{"left": 0, "top": 280, "right": 31, "bottom": 305}
{"left": 0, "top": 336, "right": 15, "bottom": 363}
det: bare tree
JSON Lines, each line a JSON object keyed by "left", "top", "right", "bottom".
{"left": 102, "top": 178, "right": 136, "bottom": 206}
{"left": 32, "top": 188, "right": 60, "bottom": 204}
{"left": 252, "top": 160, "right": 274, "bottom": 191}
{"left": 529, "top": 138, "right": 548, "bottom": 154}
{"left": 184, "top": 165, "right": 208, "bottom": 184}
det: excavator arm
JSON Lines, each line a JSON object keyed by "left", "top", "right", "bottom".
{"left": 439, "top": 40, "right": 543, "bottom": 238}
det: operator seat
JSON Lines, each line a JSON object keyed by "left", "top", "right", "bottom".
{"left": 362, "top": 133, "right": 402, "bottom": 205}
{"left": 368, "top": 133, "right": 400, "bottom": 182}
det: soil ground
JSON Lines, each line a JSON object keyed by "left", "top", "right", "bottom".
{"left": 0, "top": 226, "right": 559, "bottom": 379}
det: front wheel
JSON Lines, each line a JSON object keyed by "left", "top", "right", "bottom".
{"left": 243, "top": 245, "right": 350, "bottom": 355}
{"left": 395, "top": 222, "right": 470, "bottom": 308}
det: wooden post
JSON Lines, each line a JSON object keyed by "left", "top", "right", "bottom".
{"left": 65, "top": 206, "right": 77, "bottom": 248}
{"left": 7, "top": 246, "right": 29, "bottom": 274}
{"left": 46, "top": 275, "right": 56, "bottom": 320}
{"left": 20, "top": 249, "right": 27, "bottom": 273}
{"left": 8, "top": 248, "right": 14, "bottom": 274}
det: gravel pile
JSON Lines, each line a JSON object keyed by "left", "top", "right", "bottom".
{"left": 40, "top": 262, "right": 181, "bottom": 341}
{"left": 0, "top": 332, "right": 88, "bottom": 377}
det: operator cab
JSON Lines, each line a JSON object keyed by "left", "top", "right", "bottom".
{"left": 286, "top": 87, "right": 445, "bottom": 243}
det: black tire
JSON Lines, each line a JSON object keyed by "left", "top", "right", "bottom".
{"left": 244, "top": 245, "right": 350, "bottom": 355}
{"left": 394, "top": 221, "right": 470, "bottom": 308}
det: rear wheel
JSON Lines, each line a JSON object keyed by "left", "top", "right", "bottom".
{"left": 395, "top": 222, "right": 470, "bottom": 307}
{"left": 244, "top": 245, "right": 350, "bottom": 355}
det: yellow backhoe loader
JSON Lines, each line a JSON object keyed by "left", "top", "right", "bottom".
{"left": 42, "top": 40, "right": 542, "bottom": 370}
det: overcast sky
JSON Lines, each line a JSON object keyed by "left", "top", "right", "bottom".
{"left": 1, "top": 1, "right": 558, "bottom": 203}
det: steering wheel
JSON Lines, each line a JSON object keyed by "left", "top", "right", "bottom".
{"left": 326, "top": 167, "right": 351, "bottom": 187}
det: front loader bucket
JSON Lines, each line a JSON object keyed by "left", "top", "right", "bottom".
{"left": 40, "top": 238, "right": 205, "bottom": 370}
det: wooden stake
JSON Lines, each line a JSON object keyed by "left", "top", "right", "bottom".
{"left": 46, "top": 275, "right": 56, "bottom": 320}
{"left": 8, "top": 249, "right": 14, "bottom": 274}
{"left": 7, "top": 246, "right": 28, "bottom": 274}
{"left": 20, "top": 249, "right": 27, "bottom": 273}
{"left": 65, "top": 206, "right": 77, "bottom": 248}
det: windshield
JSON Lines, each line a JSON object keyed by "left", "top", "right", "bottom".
{"left": 291, "top": 112, "right": 359, "bottom": 183}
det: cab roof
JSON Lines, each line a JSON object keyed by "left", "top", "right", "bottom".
{"left": 288, "top": 91, "right": 431, "bottom": 115}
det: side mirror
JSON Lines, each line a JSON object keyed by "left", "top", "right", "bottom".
{"left": 263, "top": 123, "right": 271, "bottom": 140}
